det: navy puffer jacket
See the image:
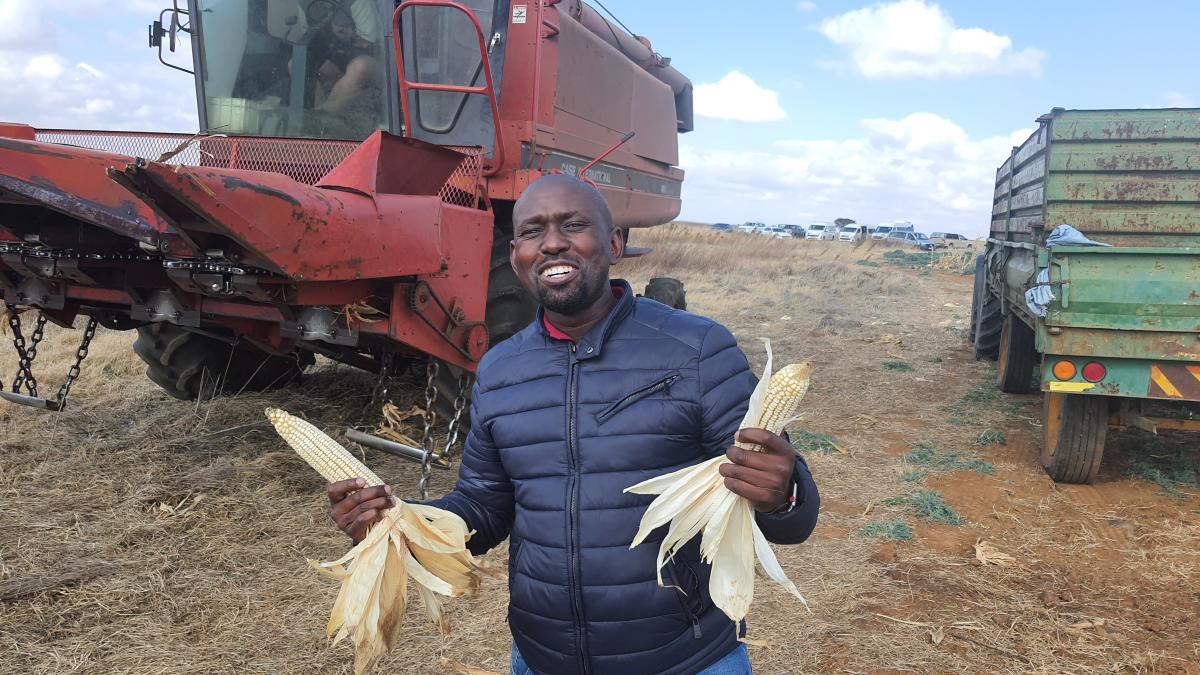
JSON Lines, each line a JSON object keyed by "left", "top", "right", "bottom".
{"left": 432, "top": 280, "right": 819, "bottom": 675}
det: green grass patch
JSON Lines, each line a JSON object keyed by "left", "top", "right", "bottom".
{"left": 893, "top": 490, "right": 964, "bottom": 525}
{"left": 880, "top": 249, "right": 931, "bottom": 270}
{"left": 1127, "top": 453, "right": 1199, "bottom": 499}
{"left": 855, "top": 259, "right": 881, "bottom": 268}
{"left": 928, "top": 356, "right": 944, "bottom": 364}
{"left": 904, "top": 441, "right": 993, "bottom": 474}
{"left": 975, "top": 429, "right": 1007, "bottom": 446}
{"left": 789, "top": 430, "right": 841, "bottom": 454}
{"left": 900, "top": 469, "right": 929, "bottom": 483}
{"left": 960, "top": 383, "right": 1001, "bottom": 405}
{"left": 856, "top": 519, "right": 914, "bottom": 542}
{"left": 883, "top": 360, "right": 915, "bottom": 372}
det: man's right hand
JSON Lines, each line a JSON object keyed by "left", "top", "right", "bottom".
{"left": 327, "top": 478, "right": 395, "bottom": 542}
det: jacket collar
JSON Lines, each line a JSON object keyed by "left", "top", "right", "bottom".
{"left": 535, "top": 279, "right": 634, "bottom": 360}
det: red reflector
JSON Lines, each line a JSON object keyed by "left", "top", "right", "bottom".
{"left": 1082, "top": 362, "right": 1107, "bottom": 382}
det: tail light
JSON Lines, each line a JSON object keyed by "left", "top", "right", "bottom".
{"left": 1052, "top": 360, "right": 1077, "bottom": 380}
{"left": 1081, "top": 362, "right": 1107, "bottom": 383}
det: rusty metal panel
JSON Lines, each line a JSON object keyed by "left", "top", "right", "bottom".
{"left": 1049, "top": 203, "right": 1200, "bottom": 235}
{"left": 1010, "top": 156, "right": 1046, "bottom": 192}
{"left": 1047, "top": 173, "right": 1200, "bottom": 203}
{"left": 1044, "top": 327, "right": 1200, "bottom": 362}
{"left": 1049, "top": 109, "right": 1200, "bottom": 141}
{"left": 992, "top": 197, "right": 1009, "bottom": 216}
{"left": 1006, "top": 214, "right": 1042, "bottom": 233}
{"left": 993, "top": 176, "right": 1010, "bottom": 199}
{"left": 1010, "top": 185, "right": 1044, "bottom": 211}
{"left": 1013, "top": 127, "right": 1047, "bottom": 167}
{"left": 997, "top": 156, "right": 1013, "bottom": 181}
{"left": 1050, "top": 142, "right": 1200, "bottom": 172}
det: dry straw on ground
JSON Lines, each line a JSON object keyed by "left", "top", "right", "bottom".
{"left": 2, "top": 224, "right": 1197, "bottom": 673}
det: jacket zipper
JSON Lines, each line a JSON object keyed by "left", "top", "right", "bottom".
{"left": 566, "top": 344, "right": 590, "bottom": 673}
{"left": 668, "top": 560, "right": 703, "bottom": 638}
{"left": 595, "top": 373, "right": 680, "bottom": 424}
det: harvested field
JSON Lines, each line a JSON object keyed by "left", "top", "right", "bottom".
{"left": 2, "top": 224, "right": 1197, "bottom": 673}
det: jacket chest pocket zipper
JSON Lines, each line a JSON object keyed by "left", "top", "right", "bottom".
{"left": 596, "top": 373, "right": 680, "bottom": 425}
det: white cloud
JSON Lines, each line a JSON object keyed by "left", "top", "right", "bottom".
{"left": 819, "top": 0, "right": 1045, "bottom": 79}
{"left": 694, "top": 70, "right": 787, "bottom": 123}
{"left": 796, "top": 1, "right": 818, "bottom": 12}
{"left": 1163, "top": 91, "right": 1197, "bottom": 108}
{"left": 678, "top": 113, "right": 1031, "bottom": 237}
{"left": 0, "top": 1, "right": 197, "bottom": 131}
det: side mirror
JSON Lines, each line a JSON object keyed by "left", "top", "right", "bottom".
{"left": 148, "top": 2, "right": 194, "bottom": 74}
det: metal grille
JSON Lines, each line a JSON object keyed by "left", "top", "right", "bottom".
{"left": 439, "top": 146, "right": 483, "bottom": 207}
{"left": 35, "top": 130, "right": 483, "bottom": 197}
{"left": 36, "top": 130, "right": 359, "bottom": 185}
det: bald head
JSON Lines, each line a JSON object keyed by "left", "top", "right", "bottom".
{"left": 513, "top": 174, "right": 613, "bottom": 235}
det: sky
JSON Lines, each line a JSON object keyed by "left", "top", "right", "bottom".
{"left": 1, "top": 0, "right": 1197, "bottom": 237}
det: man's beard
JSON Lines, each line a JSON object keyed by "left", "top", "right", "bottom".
{"left": 536, "top": 271, "right": 605, "bottom": 315}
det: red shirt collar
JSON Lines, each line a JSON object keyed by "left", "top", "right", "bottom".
{"left": 542, "top": 285, "right": 625, "bottom": 343}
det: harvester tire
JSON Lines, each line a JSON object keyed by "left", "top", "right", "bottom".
{"left": 1041, "top": 392, "right": 1107, "bottom": 484}
{"left": 642, "top": 277, "right": 687, "bottom": 310}
{"left": 430, "top": 228, "right": 537, "bottom": 430}
{"left": 997, "top": 314, "right": 1037, "bottom": 394}
{"left": 973, "top": 286, "right": 1002, "bottom": 361}
{"left": 133, "top": 324, "right": 307, "bottom": 400}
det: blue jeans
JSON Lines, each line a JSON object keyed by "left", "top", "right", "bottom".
{"left": 510, "top": 643, "right": 751, "bottom": 675}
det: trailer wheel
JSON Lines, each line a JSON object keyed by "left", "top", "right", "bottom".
{"left": 968, "top": 255, "right": 985, "bottom": 344}
{"left": 133, "top": 323, "right": 309, "bottom": 400}
{"left": 642, "top": 277, "right": 687, "bottom": 310}
{"left": 1041, "top": 392, "right": 1107, "bottom": 484}
{"left": 997, "top": 314, "right": 1037, "bottom": 394}
{"left": 973, "top": 286, "right": 1002, "bottom": 361}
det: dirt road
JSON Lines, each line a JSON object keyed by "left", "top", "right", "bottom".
{"left": 2, "top": 228, "right": 1196, "bottom": 673}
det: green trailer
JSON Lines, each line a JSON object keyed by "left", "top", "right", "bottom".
{"left": 974, "top": 107, "right": 1200, "bottom": 484}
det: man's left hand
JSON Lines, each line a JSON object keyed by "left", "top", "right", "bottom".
{"left": 718, "top": 428, "right": 795, "bottom": 512}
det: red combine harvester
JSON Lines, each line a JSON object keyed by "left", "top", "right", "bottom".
{"left": 0, "top": 0, "right": 692, "bottom": 460}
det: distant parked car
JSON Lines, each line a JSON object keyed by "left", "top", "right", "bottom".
{"left": 874, "top": 222, "right": 915, "bottom": 240}
{"left": 711, "top": 222, "right": 732, "bottom": 231}
{"left": 780, "top": 224, "right": 804, "bottom": 238}
{"left": 762, "top": 226, "right": 791, "bottom": 239}
{"left": 739, "top": 222, "right": 765, "bottom": 234}
{"left": 931, "top": 232, "right": 967, "bottom": 241}
{"left": 886, "top": 231, "right": 936, "bottom": 251}
{"left": 838, "top": 225, "right": 866, "bottom": 242}
{"left": 804, "top": 223, "right": 835, "bottom": 240}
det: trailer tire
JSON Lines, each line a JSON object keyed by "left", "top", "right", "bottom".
{"left": 973, "top": 286, "right": 1002, "bottom": 361}
{"left": 1041, "top": 392, "right": 1107, "bottom": 484}
{"left": 968, "top": 255, "right": 985, "bottom": 344}
{"left": 133, "top": 324, "right": 308, "bottom": 400}
{"left": 997, "top": 314, "right": 1037, "bottom": 394}
{"left": 642, "top": 277, "right": 687, "bottom": 310}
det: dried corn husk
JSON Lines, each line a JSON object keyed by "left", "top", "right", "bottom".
{"left": 625, "top": 339, "right": 812, "bottom": 623}
{"left": 266, "top": 408, "right": 495, "bottom": 674}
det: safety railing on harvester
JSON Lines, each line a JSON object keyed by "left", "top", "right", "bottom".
{"left": 391, "top": 0, "right": 505, "bottom": 177}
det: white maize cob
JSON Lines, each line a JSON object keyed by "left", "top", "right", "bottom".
{"left": 265, "top": 408, "right": 495, "bottom": 675}
{"left": 626, "top": 339, "right": 812, "bottom": 624}
{"left": 265, "top": 408, "right": 384, "bottom": 486}
{"left": 735, "top": 362, "right": 812, "bottom": 449}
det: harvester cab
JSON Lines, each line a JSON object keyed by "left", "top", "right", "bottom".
{"left": 1, "top": 0, "right": 692, "bottom": 478}
{"left": 151, "top": 0, "right": 511, "bottom": 166}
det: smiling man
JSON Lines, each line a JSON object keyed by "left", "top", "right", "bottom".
{"left": 326, "top": 175, "right": 819, "bottom": 674}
